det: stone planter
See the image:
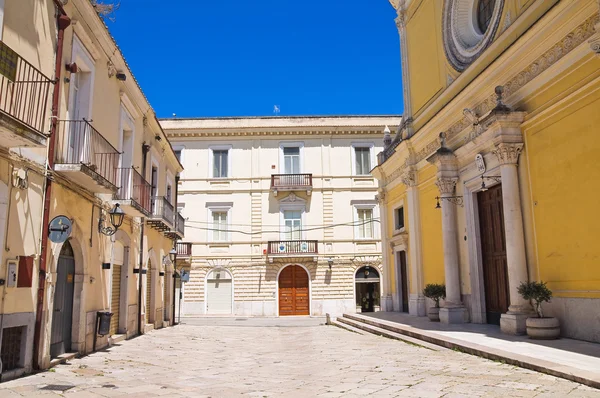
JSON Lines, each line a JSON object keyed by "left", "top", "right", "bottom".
{"left": 526, "top": 317, "right": 560, "bottom": 339}
{"left": 427, "top": 307, "right": 440, "bottom": 322}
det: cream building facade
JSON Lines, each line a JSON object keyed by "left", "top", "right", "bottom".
{"left": 0, "top": 0, "right": 183, "bottom": 380}
{"left": 162, "top": 117, "right": 399, "bottom": 317}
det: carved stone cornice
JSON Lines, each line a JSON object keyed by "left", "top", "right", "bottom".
{"left": 436, "top": 178, "right": 458, "bottom": 195}
{"left": 493, "top": 143, "right": 523, "bottom": 165}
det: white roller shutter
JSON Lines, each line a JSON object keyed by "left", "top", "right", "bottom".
{"left": 206, "top": 278, "right": 232, "bottom": 314}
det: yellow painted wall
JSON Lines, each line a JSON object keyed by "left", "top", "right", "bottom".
{"left": 525, "top": 88, "right": 600, "bottom": 298}
{"left": 385, "top": 183, "right": 408, "bottom": 295}
{"left": 418, "top": 182, "right": 444, "bottom": 286}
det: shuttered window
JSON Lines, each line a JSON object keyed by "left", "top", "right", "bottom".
{"left": 355, "top": 147, "right": 371, "bottom": 175}
{"left": 212, "top": 211, "right": 228, "bottom": 241}
{"left": 357, "top": 209, "right": 373, "bottom": 239}
{"left": 213, "top": 150, "right": 228, "bottom": 178}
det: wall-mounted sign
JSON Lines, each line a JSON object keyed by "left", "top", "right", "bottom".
{"left": 475, "top": 154, "right": 486, "bottom": 174}
{"left": 48, "top": 216, "right": 72, "bottom": 244}
{"left": 180, "top": 269, "right": 190, "bottom": 283}
{"left": 0, "top": 42, "right": 18, "bottom": 81}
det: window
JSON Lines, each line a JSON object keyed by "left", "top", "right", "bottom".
{"left": 212, "top": 211, "right": 228, "bottom": 241}
{"left": 283, "top": 147, "right": 300, "bottom": 174}
{"left": 174, "top": 149, "right": 182, "bottom": 163}
{"left": 354, "top": 146, "right": 372, "bottom": 175}
{"left": 357, "top": 208, "right": 374, "bottom": 239}
{"left": 213, "top": 150, "right": 228, "bottom": 178}
{"left": 283, "top": 210, "right": 302, "bottom": 240}
{"left": 166, "top": 184, "right": 172, "bottom": 205}
{"left": 395, "top": 206, "right": 405, "bottom": 230}
{"left": 477, "top": 0, "right": 496, "bottom": 33}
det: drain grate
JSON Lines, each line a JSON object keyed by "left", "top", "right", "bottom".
{"left": 40, "top": 384, "right": 74, "bottom": 392}
{"left": 102, "top": 384, "right": 117, "bottom": 389}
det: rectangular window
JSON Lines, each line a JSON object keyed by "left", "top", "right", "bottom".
{"left": 283, "top": 147, "right": 300, "bottom": 174}
{"left": 213, "top": 150, "right": 228, "bottom": 178}
{"left": 395, "top": 206, "right": 405, "bottom": 230}
{"left": 357, "top": 208, "right": 373, "bottom": 239}
{"left": 212, "top": 211, "right": 228, "bottom": 241}
{"left": 283, "top": 210, "right": 302, "bottom": 240}
{"left": 355, "top": 147, "right": 371, "bottom": 175}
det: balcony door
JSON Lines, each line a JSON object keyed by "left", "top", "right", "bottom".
{"left": 283, "top": 147, "right": 300, "bottom": 175}
{"left": 283, "top": 210, "right": 302, "bottom": 241}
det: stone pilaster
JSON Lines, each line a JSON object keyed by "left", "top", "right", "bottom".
{"left": 391, "top": 1, "right": 413, "bottom": 137}
{"left": 492, "top": 142, "right": 534, "bottom": 335}
{"left": 377, "top": 189, "right": 393, "bottom": 312}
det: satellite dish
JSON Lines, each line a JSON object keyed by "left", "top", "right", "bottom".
{"left": 48, "top": 216, "right": 72, "bottom": 244}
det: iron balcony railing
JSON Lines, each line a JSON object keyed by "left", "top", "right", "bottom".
{"left": 378, "top": 136, "right": 401, "bottom": 165}
{"left": 270, "top": 174, "right": 313, "bottom": 190}
{"left": 0, "top": 41, "right": 54, "bottom": 135}
{"left": 151, "top": 196, "right": 174, "bottom": 225}
{"left": 55, "top": 120, "right": 120, "bottom": 187}
{"left": 175, "top": 212, "right": 185, "bottom": 236}
{"left": 267, "top": 240, "right": 318, "bottom": 255}
{"left": 176, "top": 242, "right": 192, "bottom": 257}
{"left": 116, "top": 167, "right": 152, "bottom": 214}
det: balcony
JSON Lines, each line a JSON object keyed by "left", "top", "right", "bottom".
{"left": 0, "top": 41, "right": 54, "bottom": 148}
{"left": 54, "top": 120, "right": 120, "bottom": 193}
{"left": 267, "top": 240, "right": 318, "bottom": 262}
{"left": 147, "top": 196, "right": 174, "bottom": 232}
{"left": 166, "top": 212, "right": 185, "bottom": 240}
{"left": 114, "top": 167, "right": 151, "bottom": 217}
{"left": 270, "top": 174, "right": 312, "bottom": 196}
{"left": 176, "top": 242, "right": 192, "bottom": 259}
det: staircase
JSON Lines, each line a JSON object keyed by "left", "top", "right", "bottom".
{"left": 331, "top": 313, "right": 442, "bottom": 351}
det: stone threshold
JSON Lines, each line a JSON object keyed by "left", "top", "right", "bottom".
{"left": 48, "top": 352, "right": 78, "bottom": 369}
{"left": 339, "top": 312, "right": 600, "bottom": 390}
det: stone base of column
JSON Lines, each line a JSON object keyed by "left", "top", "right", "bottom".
{"left": 409, "top": 294, "right": 426, "bottom": 317}
{"left": 382, "top": 295, "right": 394, "bottom": 312}
{"left": 440, "top": 307, "right": 468, "bottom": 324}
{"left": 500, "top": 313, "right": 530, "bottom": 335}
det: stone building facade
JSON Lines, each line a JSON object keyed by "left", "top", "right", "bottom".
{"left": 374, "top": 0, "right": 600, "bottom": 343}
{"left": 161, "top": 117, "right": 400, "bottom": 317}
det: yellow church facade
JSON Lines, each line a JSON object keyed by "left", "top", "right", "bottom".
{"left": 373, "top": 0, "right": 600, "bottom": 342}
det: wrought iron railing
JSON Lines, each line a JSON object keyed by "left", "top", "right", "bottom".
{"left": 270, "top": 174, "right": 313, "bottom": 189}
{"left": 378, "top": 136, "right": 401, "bottom": 165}
{"left": 176, "top": 242, "right": 192, "bottom": 257}
{"left": 267, "top": 240, "right": 318, "bottom": 255}
{"left": 0, "top": 41, "right": 54, "bottom": 135}
{"left": 116, "top": 167, "right": 151, "bottom": 214}
{"left": 55, "top": 120, "right": 120, "bottom": 187}
{"left": 175, "top": 212, "right": 185, "bottom": 236}
{"left": 151, "top": 196, "right": 174, "bottom": 225}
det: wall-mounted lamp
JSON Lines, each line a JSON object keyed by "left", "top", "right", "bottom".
{"left": 116, "top": 72, "right": 127, "bottom": 81}
{"left": 327, "top": 258, "right": 333, "bottom": 269}
{"left": 65, "top": 62, "right": 79, "bottom": 73}
{"left": 169, "top": 247, "right": 177, "bottom": 263}
{"left": 435, "top": 196, "right": 464, "bottom": 208}
{"left": 98, "top": 203, "right": 125, "bottom": 236}
{"left": 155, "top": 134, "right": 162, "bottom": 142}
{"left": 480, "top": 175, "right": 502, "bottom": 192}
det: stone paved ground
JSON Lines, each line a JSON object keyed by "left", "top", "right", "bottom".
{"left": 2, "top": 318, "right": 599, "bottom": 397}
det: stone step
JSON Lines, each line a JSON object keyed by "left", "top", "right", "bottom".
{"left": 338, "top": 315, "right": 442, "bottom": 351}
{"left": 330, "top": 319, "right": 366, "bottom": 335}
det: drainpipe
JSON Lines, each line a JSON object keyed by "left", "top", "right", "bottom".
{"left": 138, "top": 143, "right": 150, "bottom": 335}
{"left": 32, "top": 5, "right": 71, "bottom": 370}
{"left": 171, "top": 174, "right": 180, "bottom": 324}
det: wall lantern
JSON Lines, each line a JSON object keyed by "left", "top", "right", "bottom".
{"left": 435, "top": 196, "right": 464, "bottom": 208}
{"left": 480, "top": 175, "right": 502, "bottom": 192}
{"left": 98, "top": 203, "right": 125, "bottom": 236}
{"left": 169, "top": 247, "right": 177, "bottom": 263}
{"left": 327, "top": 257, "right": 333, "bottom": 269}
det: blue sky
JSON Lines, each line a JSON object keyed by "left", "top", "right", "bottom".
{"left": 105, "top": 1, "right": 403, "bottom": 118}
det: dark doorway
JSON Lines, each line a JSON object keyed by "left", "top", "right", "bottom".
{"left": 355, "top": 266, "right": 380, "bottom": 313}
{"left": 478, "top": 184, "right": 510, "bottom": 325}
{"left": 397, "top": 251, "right": 409, "bottom": 313}
{"left": 50, "top": 241, "right": 75, "bottom": 358}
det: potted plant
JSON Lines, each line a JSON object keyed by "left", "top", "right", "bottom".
{"left": 517, "top": 281, "right": 560, "bottom": 339}
{"left": 423, "top": 283, "right": 445, "bottom": 322}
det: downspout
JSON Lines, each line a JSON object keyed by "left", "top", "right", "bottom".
{"left": 138, "top": 143, "right": 150, "bottom": 335}
{"left": 32, "top": 6, "right": 71, "bottom": 370}
{"left": 171, "top": 174, "right": 180, "bottom": 324}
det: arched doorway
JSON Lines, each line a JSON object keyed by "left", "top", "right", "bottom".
{"left": 278, "top": 264, "right": 309, "bottom": 316}
{"left": 355, "top": 266, "right": 380, "bottom": 313}
{"left": 205, "top": 268, "right": 233, "bottom": 315}
{"left": 50, "top": 241, "right": 75, "bottom": 358}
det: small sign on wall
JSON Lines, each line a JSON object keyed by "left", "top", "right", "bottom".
{"left": 475, "top": 153, "right": 486, "bottom": 174}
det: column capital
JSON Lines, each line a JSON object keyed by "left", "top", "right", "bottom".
{"left": 436, "top": 177, "right": 458, "bottom": 195}
{"left": 401, "top": 169, "right": 417, "bottom": 187}
{"left": 493, "top": 143, "right": 523, "bottom": 165}
{"left": 376, "top": 189, "right": 386, "bottom": 204}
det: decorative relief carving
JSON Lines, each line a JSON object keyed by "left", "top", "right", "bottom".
{"left": 401, "top": 169, "right": 417, "bottom": 187}
{"left": 436, "top": 178, "right": 458, "bottom": 195}
{"left": 493, "top": 143, "right": 523, "bottom": 165}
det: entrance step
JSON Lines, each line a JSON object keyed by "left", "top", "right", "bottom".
{"left": 330, "top": 319, "right": 366, "bottom": 335}
{"left": 144, "top": 323, "right": 155, "bottom": 333}
{"left": 336, "top": 315, "right": 442, "bottom": 351}
{"left": 49, "top": 352, "right": 78, "bottom": 369}
{"left": 109, "top": 334, "right": 126, "bottom": 345}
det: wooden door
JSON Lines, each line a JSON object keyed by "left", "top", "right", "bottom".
{"left": 399, "top": 251, "right": 409, "bottom": 313}
{"left": 478, "top": 184, "right": 510, "bottom": 325}
{"left": 50, "top": 243, "right": 75, "bottom": 358}
{"left": 278, "top": 265, "right": 309, "bottom": 316}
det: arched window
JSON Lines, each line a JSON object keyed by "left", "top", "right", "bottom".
{"left": 477, "top": 0, "right": 496, "bottom": 33}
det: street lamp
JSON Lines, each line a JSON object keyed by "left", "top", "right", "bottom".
{"left": 169, "top": 247, "right": 177, "bottom": 262}
{"left": 98, "top": 203, "right": 125, "bottom": 236}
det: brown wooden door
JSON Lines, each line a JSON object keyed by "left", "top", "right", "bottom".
{"left": 478, "top": 184, "right": 510, "bottom": 325}
{"left": 278, "top": 265, "right": 309, "bottom": 316}
{"left": 399, "top": 251, "right": 409, "bottom": 313}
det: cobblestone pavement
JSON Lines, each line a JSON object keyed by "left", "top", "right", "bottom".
{"left": 2, "top": 318, "right": 599, "bottom": 397}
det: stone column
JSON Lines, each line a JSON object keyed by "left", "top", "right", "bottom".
{"left": 494, "top": 143, "right": 533, "bottom": 334}
{"left": 377, "top": 189, "right": 393, "bottom": 312}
